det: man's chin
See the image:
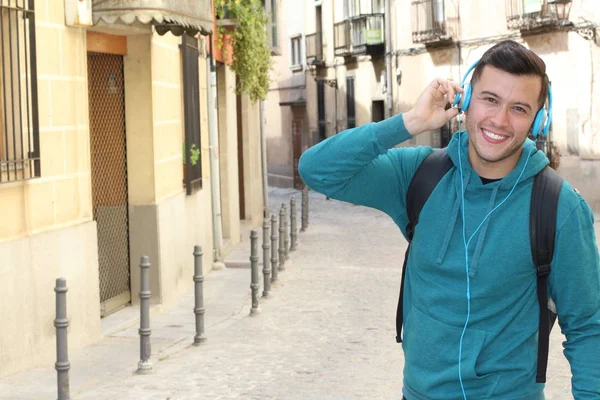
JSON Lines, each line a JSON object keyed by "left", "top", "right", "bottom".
{"left": 475, "top": 143, "right": 523, "bottom": 164}
{"left": 474, "top": 144, "right": 504, "bottom": 163}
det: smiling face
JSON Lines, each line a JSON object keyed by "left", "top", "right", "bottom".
{"left": 465, "top": 65, "right": 543, "bottom": 179}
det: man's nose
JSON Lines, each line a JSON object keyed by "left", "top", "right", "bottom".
{"left": 490, "top": 106, "right": 510, "bottom": 128}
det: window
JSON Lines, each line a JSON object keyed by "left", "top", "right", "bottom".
{"left": 373, "top": 0, "right": 384, "bottom": 14}
{"left": 523, "top": 0, "right": 543, "bottom": 14}
{"left": 346, "top": 76, "right": 356, "bottom": 128}
{"left": 316, "top": 4, "right": 323, "bottom": 34}
{"left": 290, "top": 35, "right": 302, "bottom": 70}
{"left": 271, "top": 0, "right": 278, "bottom": 50}
{"left": 0, "top": 1, "right": 40, "bottom": 183}
{"left": 263, "top": 0, "right": 279, "bottom": 53}
{"left": 181, "top": 34, "right": 202, "bottom": 194}
{"left": 346, "top": 0, "right": 384, "bottom": 17}
{"left": 348, "top": 0, "right": 361, "bottom": 18}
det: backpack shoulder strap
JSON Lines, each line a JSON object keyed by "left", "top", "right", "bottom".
{"left": 530, "top": 166, "right": 563, "bottom": 383}
{"left": 396, "top": 149, "right": 453, "bottom": 343}
{"left": 405, "top": 149, "right": 454, "bottom": 239}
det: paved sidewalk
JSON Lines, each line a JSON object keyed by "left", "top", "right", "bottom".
{"left": 0, "top": 187, "right": 596, "bottom": 399}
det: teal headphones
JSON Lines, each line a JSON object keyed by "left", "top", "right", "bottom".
{"left": 452, "top": 61, "right": 553, "bottom": 137}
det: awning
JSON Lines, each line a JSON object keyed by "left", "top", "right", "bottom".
{"left": 92, "top": 0, "right": 213, "bottom": 36}
{"left": 279, "top": 100, "right": 307, "bottom": 107}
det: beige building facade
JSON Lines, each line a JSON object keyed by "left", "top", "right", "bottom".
{"left": 264, "top": 0, "right": 305, "bottom": 189}
{"left": 0, "top": 0, "right": 264, "bottom": 378}
{"left": 266, "top": 0, "right": 600, "bottom": 212}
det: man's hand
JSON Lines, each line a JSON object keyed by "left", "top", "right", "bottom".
{"left": 403, "top": 78, "right": 464, "bottom": 137}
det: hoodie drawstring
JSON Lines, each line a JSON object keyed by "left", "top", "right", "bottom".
{"left": 468, "top": 185, "right": 499, "bottom": 277}
{"left": 436, "top": 194, "right": 462, "bottom": 264}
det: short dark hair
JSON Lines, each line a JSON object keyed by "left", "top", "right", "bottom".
{"left": 471, "top": 40, "right": 549, "bottom": 110}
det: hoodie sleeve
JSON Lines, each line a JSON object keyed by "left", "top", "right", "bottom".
{"left": 549, "top": 197, "right": 600, "bottom": 399}
{"left": 298, "top": 113, "right": 433, "bottom": 229}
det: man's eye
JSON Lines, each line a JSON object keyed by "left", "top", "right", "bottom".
{"left": 485, "top": 97, "right": 497, "bottom": 103}
{"left": 513, "top": 106, "right": 525, "bottom": 113}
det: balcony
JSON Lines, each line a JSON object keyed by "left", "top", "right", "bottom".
{"left": 349, "top": 14, "right": 384, "bottom": 55}
{"left": 334, "top": 21, "right": 350, "bottom": 56}
{"left": 505, "top": 0, "right": 570, "bottom": 31}
{"left": 334, "top": 0, "right": 385, "bottom": 57}
{"left": 306, "top": 32, "right": 325, "bottom": 66}
{"left": 411, "top": 0, "right": 458, "bottom": 45}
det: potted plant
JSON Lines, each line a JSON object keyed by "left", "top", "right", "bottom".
{"left": 214, "top": 0, "right": 272, "bottom": 102}
{"left": 183, "top": 143, "right": 201, "bottom": 181}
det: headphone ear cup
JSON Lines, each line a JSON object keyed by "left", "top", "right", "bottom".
{"left": 531, "top": 109, "right": 545, "bottom": 138}
{"left": 461, "top": 83, "right": 472, "bottom": 111}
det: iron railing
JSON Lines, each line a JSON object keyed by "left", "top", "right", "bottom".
{"left": 349, "top": 14, "right": 384, "bottom": 54}
{"left": 181, "top": 33, "right": 202, "bottom": 194}
{"left": 334, "top": 20, "right": 350, "bottom": 56}
{"left": 411, "top": 0, "right": 458, "bottom": 44}
{"left": 0, "top": 0, "right": 40, "bottom": 183}
{"left": 305, "top": 32, "right": 324, "bottom": 65}
{"left": 335, "top": 0, "right": 384, "bottom": 57}
{"left": 506, "top": 0, "right": 558, "bottom": 30}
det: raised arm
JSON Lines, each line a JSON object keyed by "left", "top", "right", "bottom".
{"left": 298, "top": 114, "right": 426, "bottom": 221}
{"left": 298, "top": 78, "right": 463, "bottom": 223}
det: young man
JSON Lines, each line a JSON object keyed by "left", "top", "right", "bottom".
{"left": 299, "top": 40, "right": 600, "bottom": 399}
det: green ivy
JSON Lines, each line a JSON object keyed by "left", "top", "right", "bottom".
{"left": 214, "top": 0, "right": 272, "bottom": 102}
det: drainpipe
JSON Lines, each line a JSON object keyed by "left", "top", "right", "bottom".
{"left": 334, "top": 79, "right": 338, "bottom": 134}
{"left": 384, "top": 0, "right": 393, "bottom": 119}
{"left": 260, "top": 99, "right": 269, "bottom": 217}
{"left": 207, "top": 34, "right": 225, "bottom": 270}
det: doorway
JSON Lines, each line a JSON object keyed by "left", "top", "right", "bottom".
{"left": 372, "top": 100, "right": 384, "bottom": 123}
{"left": 87, "top": 52, "right": 131, "bottom": 317}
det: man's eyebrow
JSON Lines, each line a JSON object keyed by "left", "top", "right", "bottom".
{"left": 479, "top": 90, "right": 534, "bottom": 111}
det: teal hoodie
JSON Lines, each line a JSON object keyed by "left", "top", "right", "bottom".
{"left": 298, "top": 113, "right": 600, "bottom": 399}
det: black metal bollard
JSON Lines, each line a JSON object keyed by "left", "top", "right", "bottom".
{"left": 301, "top": 187, "right": 309, "bottom": 232}
{"left": 54, "top": 278, "right": 70, "bottom": 400}
{"left": 290, "top": 197, "right": 298, "bottom": 251}
{"left": 271, "top": 214, "right": 279, "bottom": 283}
{"left": 250, "top": 230, "right": 261, "bottom": 315}
{"left": 305, "top": 188, "right": 310, "bottom": 229}
{"left": 283, "top": 203, "right": 290, "bottom": 260}
{"left": 262, "top": 217, "right": 271, "bottom": 297}
{"left": 278, "top": 205, "right": 286, "bottom": 271}
{"left": 137, "top": 256, "right": 152, "bottom": 374}
{"left": 193, "top": 246, "right": 207, "bottom": 345}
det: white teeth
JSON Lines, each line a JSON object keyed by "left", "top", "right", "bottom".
{"left": 483, "top": 129, "right": 506, "bottom": 141}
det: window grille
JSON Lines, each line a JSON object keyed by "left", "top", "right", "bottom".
{"left": 0, "top": 0, "right": 39, "bottom": 183}
{"left": 181, "top": 33, "right": 202, "bottom": 195}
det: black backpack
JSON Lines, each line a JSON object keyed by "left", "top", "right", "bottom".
{"left": 395, "top": 149, "right": 563, "bottom": 384}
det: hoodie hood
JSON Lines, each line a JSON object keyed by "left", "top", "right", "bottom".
{"left": 446, "top": 131, "right": 550, "bottom": 190}
{"left": 434, "top": 131, "right": 551, "bottom": 278}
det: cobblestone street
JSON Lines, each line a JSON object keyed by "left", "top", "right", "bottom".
{"left": 1, "top": 187, "right": 594, "bottom": 399}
